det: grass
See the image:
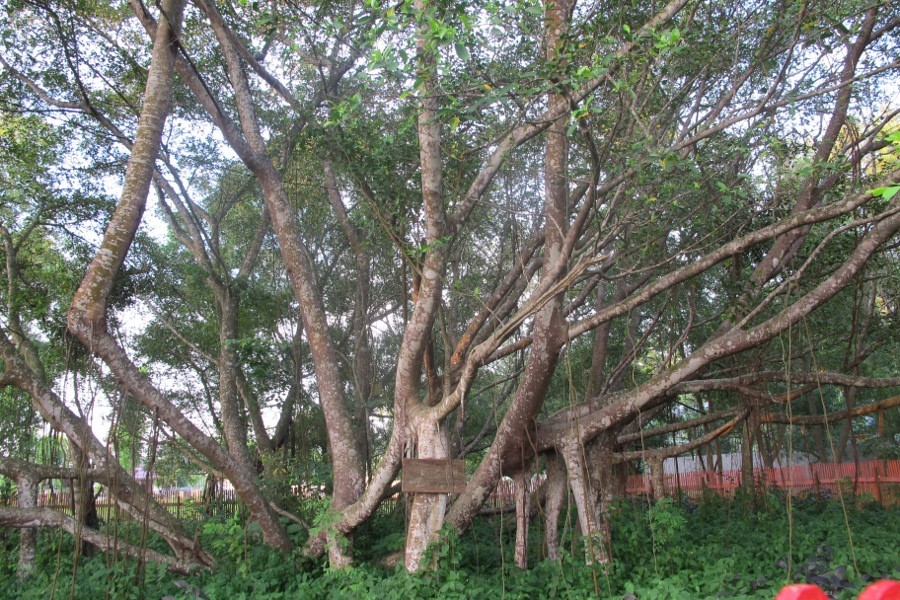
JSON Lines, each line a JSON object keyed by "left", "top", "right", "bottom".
{"left": 0, "top": 493, "right": 897, "bottom": 599}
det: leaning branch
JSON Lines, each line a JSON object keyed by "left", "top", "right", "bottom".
{"left": 676, "top": 372, "right": 900, "bottom": 390}
{"left": 760, "top": 395, "right": 900, "bottom": 425}
{"left": 537, "top": 186, "right": 900, "bottom": 451}
{"left": 0, "top": 456, "right": 105, "bottom": 483}
{"left": 0, "top": 329, "right": 212, "bottom": 568}
{"left": 0, "top": 508, "right": 201, "bottom": 574}
{"left": 616, "top": 408, "right": 741, "bottom": 445}
{"left": 615, "top": 410, "right": 749, "bottom": 462}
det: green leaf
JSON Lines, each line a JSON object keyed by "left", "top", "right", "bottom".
{"left": 454, "top": 41, "right": 469, "bottom": 61}
{"left": 869, "top": 185, "right": 899, "bottom": 200}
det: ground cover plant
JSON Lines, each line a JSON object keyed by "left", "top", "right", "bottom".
{"left": 1, "top": 496, "right": 896, "bottom": 599}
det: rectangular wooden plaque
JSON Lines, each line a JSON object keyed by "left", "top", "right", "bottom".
{"left": 401, "top": 459, "right": 467, "bottom": 494}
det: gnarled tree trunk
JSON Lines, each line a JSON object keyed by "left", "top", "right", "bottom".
{"left": 544, "top": 451, "right": 567, "bottom": 560}
{"left": 69, "top": 443, "right": 100, "bottom": 557}
{"left": 561, "top": 442, "right": 609, "bottom": 563}
{"left": 16, "top": 475, "right": 37, "bottom": 580}
{"left": 513, "top": 470, "right": 531, "bottom": 569}
{"left": 404, "top": 416, "right": 451, "bottom": 571}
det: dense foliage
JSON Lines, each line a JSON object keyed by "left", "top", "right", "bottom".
{"left": 1, "top": 497, "right": 897, "bottom": 599}
{"left": 1, "top": 0, "right": 898, "bottom": 581}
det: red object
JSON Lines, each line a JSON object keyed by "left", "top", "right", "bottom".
{"left": 775, "top": 584, "right": 828, "bottom": 600}
{"left": 860, "top": 581, "right": 900, "bottom": 600}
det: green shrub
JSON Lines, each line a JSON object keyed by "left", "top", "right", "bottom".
{"left": 1, "top": 498, "right": 897, "bottom": 599}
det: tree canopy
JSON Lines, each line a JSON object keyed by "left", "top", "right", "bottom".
{"left": 0, "top": 0, "right": 898, "bottom": 575}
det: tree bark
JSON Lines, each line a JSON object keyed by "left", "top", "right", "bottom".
{"left": 513, "top": 470, "right": 531, "bottom": 569}
{"left": 0, "top": 507, "right": 201, "bottom": 574}
{"left": 16, "top": 476, "right": 37, "bottom": 580}
{"left": 561, "top": 442, "right": 608, "bottom": 563}
{"left": 579, "top": 282, "right": 621, "bottom": 556}
{"left": 69, "top": 443, "right": 100, "bottom": 557}
{"left": 589, "top": 431, "right": 615, "bottom": 555}
{"left": 67, "top": 0, "right": 291, "bottom": 551}
{"left": 5, "top": 0, "right": 216, "bottom": 561}
{"left": 215, "top": 290, "right": 260, "bottom": 465}
{"left": 741, "top": 420, "right": 755, "bottom": 491}
{"left": 445, "top": 0, "right": 573, "bottom": 536}
{"left": 544, "top": 451, "right": 566, "bottom": 560}
{"left": 404, "top": 416, "right": 451, "bottom": 571}
{"left": 324, "top": 161, "right": 374, "bottom": 477}
{"left": 194, "top": 1, "right": 366, "bottom": 551}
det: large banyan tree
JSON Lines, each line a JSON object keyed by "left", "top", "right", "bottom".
{"left": 1, "top": 0, "right": 898, "bottom": 574}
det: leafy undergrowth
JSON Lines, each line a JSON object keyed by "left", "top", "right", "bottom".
{"left": 0, "top": 495, "right": 897, "bottom": 599}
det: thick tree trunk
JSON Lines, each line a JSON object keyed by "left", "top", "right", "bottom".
{"left": 404, "top": 416, "right": 451, "bottom": 571}
{"left": 589, "top": 431, "right": 615, "bottom": 555}
{"left": 259, "top": 180, "right": 367, "bottom": 524}
{"left": 398, "top": 0, "right": 457, "bottom": 572}
{"left": 544, "top": 452, "right": 566, "bottom": 560}
{"left": 69, "top": 443, "right": 100, "bottom": 557}
{"left": 16, "top": 476, "right": 37, "bottom": 580}
{"left": 579, "top": 279, "right": 618, "bottom": 558}
{"left": 445, "top": 0, "right": 572, "bottom": 536}
{"left": 561, "top": 443, "right": 608, "bottom": 563}
{"left": 324, "top": 161, "right": 374, "bottom": 476}
{"left": 741, "top": 421, "right": 755, "bottom": 491}
{"left": 216, "top": 292, "right": 261, "bottom": 463}
{"left": 197, "top": 0, "right": 367, "bottom": 540}
{"left": 22, "top": 0, "right": 222, "bottom": 559}
{"left": 69, "top": 0, "right": 184, "bottom": 319}
{"left": 514, "top": 470, "right": 531, "bottom": 569}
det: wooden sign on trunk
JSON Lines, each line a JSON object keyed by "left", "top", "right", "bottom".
{"left": 401, "top": 459, "right": 467, "bottom": 494}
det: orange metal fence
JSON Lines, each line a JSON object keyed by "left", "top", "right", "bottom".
{"left": 487, "top": 460, "right": 900, "bottom": 508}
{"left": 3, "top": 460, "right": 897, "bottom": 520}
{"left": 624, "top": 459, "right": 900, "bottom": 505}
